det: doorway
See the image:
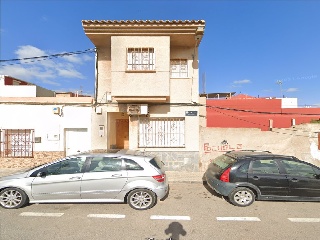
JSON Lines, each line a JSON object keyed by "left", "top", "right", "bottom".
{"left": 116, "top": 119, "right": 129, "bottom": 149}
{"left": 65, "top": 128, "right": 90, "bottom": 155}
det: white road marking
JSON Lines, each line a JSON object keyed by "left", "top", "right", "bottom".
{"left": 87, "top": 214, "right": 126, "bottom": 219}
{"left": 20, "top": 212, "right": 64, "bottom": 217}
{"left": 288, "top": 218, "right": 320, "bottom": 223}
{"left": 150, "top": 215, "right": 191, "bottom": 221}
{"left": 216, "top": 217, "right": 261, "bottom": 221}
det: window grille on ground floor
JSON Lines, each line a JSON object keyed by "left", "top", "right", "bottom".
{"left": 139, "top": 118, "right": 185, "bottom": 147}
{"left": 0, "top": 129, "right": 34, "bottom": 158}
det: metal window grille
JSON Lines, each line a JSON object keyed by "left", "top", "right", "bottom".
{"left": 127, "top": 48, "right": 155, "bottom": 71}
{"left": 0, "top": 129, "right": 34, "bottom": 158}
{"left": 170, "top": 59, "right": 188, "bottom": 78}
{"left": 139, "top": 118, "right": 185, "bottom": 147}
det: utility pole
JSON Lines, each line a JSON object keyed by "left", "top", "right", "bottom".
{"left": 276, "top": 80, "right": 283, "bottom": 98}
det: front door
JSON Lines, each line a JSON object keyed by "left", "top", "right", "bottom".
{"left": 116, "top": 119, "right": 129, "bottom": 149}
{"left": 65, "top": 128, "right": 90, "bottom": 155}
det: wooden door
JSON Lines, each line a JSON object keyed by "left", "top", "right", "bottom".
{"left": 116, "top": 119, "right": 129, "bottom": 149}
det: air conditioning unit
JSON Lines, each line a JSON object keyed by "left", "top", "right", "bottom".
{"left": 127, "top": 104, "right": 148, "bottom": 115}
{"left": 52, "top": 107, "right": 60, "bottom": 114}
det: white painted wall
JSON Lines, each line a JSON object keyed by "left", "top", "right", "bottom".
{"left": 0, "top": 85, "right": 37, "bottom": 97}
{"left": 281, "top": 98, "right": 298, "bottom": 108}
{"left": 0, "top": 104, "right": 92, "bottom": 152}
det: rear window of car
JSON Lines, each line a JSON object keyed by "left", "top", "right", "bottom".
{"left": 149, "top": 158, "right": 163, "bottom": 170}
{"left": 212, "top": 154, "right": 236, "bottom": 169}
{"left": 124, "top": 158, "right": 144, "bottom": 170}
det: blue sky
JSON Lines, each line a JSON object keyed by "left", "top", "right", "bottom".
{"left": 1, "top": 0, "right": 319, "bottom": 106}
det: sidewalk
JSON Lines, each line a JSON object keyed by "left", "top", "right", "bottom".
{"left": 0, "top": 169, "right": 204, "bottom": 182}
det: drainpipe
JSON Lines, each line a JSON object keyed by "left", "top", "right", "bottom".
{"left": 94, "top": 48, "right": 98, "bottom": 105}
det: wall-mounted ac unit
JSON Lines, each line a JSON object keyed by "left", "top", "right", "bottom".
{"left": 127, "top": 104, "right": 148, "bottom": 115}
{"left": 53, "top": 107, "right": 60, "bottom": 114}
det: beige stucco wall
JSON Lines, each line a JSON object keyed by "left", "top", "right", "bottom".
{"left": 199, "top": 124, "right": 320, "bottom": 172}
{"left": 111, "top": 36, "right": 170, "bottom": 97}
{"left": 96, "top": 47, "right": 111, "bottom": 102}
{"left": 129, "top": 104, "right": 200, "bottom": 152}
{"left": 170, "top": 47, "right": 199, "bottom": 103}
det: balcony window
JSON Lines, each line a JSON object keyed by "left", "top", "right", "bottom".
{"left": 170, "top": 59, "right": 188, "bottom": 78}
{"left": 127, "top": 48, "right": 155, "bottom": 71}
{"left": 139, "top": 118, "right": 185, "bottom": 147}
{"left": 0, "top": 129, "right": 34, "bottom": 158}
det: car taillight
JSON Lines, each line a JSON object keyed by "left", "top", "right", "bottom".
{"left": 153, "top": 174, "right": 165, "bottom": 183}
{"left": 220, "top": 167, "right": 231, "bottom": 182}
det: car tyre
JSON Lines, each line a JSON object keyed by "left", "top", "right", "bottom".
{"left": 228, "top": 187, "right": 255, "bottom": 207}
{"left": 127, "top": 189, "right": 156, "bottom": 210}
{"left": 0, "top": 187, "right": 29, "bottom": 209}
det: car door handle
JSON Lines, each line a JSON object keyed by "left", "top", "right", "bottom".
{"left": 69, "top": 177, "right": 81, "bottom": 180}
{"left": 252, "top": 176, "right": 260, "bottom": 180}
{"left": 112, "top": 174, "right": 122, "bottom": 177}
{"left": 291, "top": 178, "right": 299, "bottom": 182}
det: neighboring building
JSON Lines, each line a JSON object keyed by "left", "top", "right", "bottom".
{"left": 0, "top": 75, "right": 55, "bottom": 97}
{"left": 82, "top": 20, "right": 205, "bottom": 171}
{"left": 206, "top": 93, "right": 320, "bottom": 131}
{"left": 0, "top": 75, "right": 93, "bottom": 168}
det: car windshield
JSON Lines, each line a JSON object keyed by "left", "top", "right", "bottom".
{"left": 212, "top": 154, "right": 236, "bottom": 169}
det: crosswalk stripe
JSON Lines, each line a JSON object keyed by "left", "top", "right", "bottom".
{"left": 216, "top": 217, "right": 261, "bottom": 221}
{"left": 150, "top": 215, "right": 191, "bottom": 221}
{"left": 87, "top": 214, "right": 126, "bottom": 219}
{"left": 20, "top": 212, "right": 64, "bottom": 217}
{"left": 288, "top": 218, "right": 320, "bottom": 223}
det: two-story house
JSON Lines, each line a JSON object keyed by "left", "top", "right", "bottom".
{"left": 82, "top": 20, "right": 205, "bottom": 171}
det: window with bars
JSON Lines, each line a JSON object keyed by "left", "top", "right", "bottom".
{"left": 139, "top": 118, "right": 185, "bottom": 147}
{"left": 170, "top": 59, "right": 188, "bottom": 78}
{"left": 0, "top": 129, "right": 34, "bottom": 158}
{"left": 127, "top": 48, "right": 155, "bottom": 71}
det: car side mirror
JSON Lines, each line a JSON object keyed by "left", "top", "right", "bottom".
{"left": 37, "top": 172, "right": 47, "bottom": 178}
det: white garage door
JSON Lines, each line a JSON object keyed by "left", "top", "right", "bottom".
{"left": 65, "top": 128, "right": 90, "bottom": 156}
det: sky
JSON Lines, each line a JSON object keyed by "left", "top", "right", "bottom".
{"left": 1, "top": 0, "right": 319, "bottom": 106}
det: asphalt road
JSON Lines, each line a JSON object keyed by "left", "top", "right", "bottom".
{"left": 0, "top": 182, "right": 319, "bottom": 240}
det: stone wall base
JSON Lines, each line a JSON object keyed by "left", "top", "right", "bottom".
{"left": 0, "top": 151, "right": 65, "bottom": 168}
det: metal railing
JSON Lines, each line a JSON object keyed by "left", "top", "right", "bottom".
{"left": 0, "top": 129, "right": 34, "bottom": 158}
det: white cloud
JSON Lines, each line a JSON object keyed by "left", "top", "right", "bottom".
{"left": 286, "top": 88, "right": 298, "bottom": 92}
{"left": 233, "top": 79, "right": 251, "bottom": 84}
{"left": 0, "top": 45, "right": 92, "bottom": 86}
{"left": 15, "top": 45, "right": 46, "bottom": 59}
{"left": 57, "top": 68, "right": 84, "bottom": 79}
{"left": 62, "top": 54, "right": 93, "bottom": 64}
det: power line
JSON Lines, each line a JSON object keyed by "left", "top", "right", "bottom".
{"left": 0, "top": 48, "right": 95, "bottom": 66}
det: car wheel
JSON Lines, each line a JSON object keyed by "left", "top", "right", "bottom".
{"left": 0, "top": 187, "right": 29, "bottom": 209}
{"left": 127, "top": 189, "right": 156, "bottom": 210}
{"left": 228, "top": 187, "right": 255, "bottom": 207}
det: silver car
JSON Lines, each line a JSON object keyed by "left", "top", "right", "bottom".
{"left": 0, "top": 152, "right": 168, "bottom": 210}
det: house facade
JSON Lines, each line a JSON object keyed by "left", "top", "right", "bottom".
{"left": 82, "top": 20, "right": 205, "bottom": 171}
{"left": 0, "top": 75, "right": 93, "bottom": 168}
